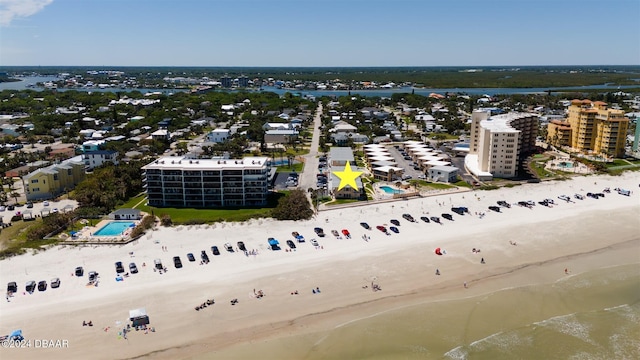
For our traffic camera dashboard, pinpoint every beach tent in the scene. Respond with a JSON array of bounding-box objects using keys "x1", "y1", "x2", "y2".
[
  {"x1": 435, "y1": 248, "x2": 442, "y2": 256},
  {"x1": 129, "y1": 308, "x2": 150, "y2": 326},
  {"x1": 268, "y1": 239, "x2": 279, "y2": 246}
]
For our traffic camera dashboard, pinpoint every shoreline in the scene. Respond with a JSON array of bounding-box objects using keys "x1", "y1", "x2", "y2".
[{"x1": 0, "y1": 172, "x2": 638, "y2": 359}]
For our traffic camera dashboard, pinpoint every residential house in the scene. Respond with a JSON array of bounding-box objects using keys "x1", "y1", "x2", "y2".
[
  {"x1": 83, "y1": 150, "x2": 119, "y2": 171},
  {"x1": 206, "y1": 129, "x2": 230, "y2": 143},
  {"x1": 264, "y1": 129, "x2": 298, "y2": 145},
  {"x1": 428, "y1": 165, "x2": 459, "y2": 183}
]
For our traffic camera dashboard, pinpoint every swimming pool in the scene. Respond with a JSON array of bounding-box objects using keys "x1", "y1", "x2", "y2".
[
  {"x1": 93, "y1": 221, "x2": 135, "y2": 236},
  {"x1": 380, "y1": 186, "x2": 404, "y2": 194},
  {"x1": 558, "y1": 161, "x2": 574, "y2": 168}
]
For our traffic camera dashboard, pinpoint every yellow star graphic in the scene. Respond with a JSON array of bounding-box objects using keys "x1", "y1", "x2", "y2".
[{"x1": 333, "y1": 162, "x2": 363, "y2": 191}]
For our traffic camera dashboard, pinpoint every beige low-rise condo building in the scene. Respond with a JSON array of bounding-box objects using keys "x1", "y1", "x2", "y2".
[
  {"x1": 466, "y1": 110, "x2": 539, "y2": 180},
  {"x1": 142, "y1": 156, "x2": 270, "y2": 208}
]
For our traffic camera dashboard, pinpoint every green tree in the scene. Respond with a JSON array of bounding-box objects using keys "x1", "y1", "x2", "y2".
[{"x1": 271, "y1": 189, "x2": 313, "y2": 220}]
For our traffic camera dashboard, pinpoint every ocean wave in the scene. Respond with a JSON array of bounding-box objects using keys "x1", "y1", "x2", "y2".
[
  {"x1": 534, "y1": 313, "x2": 596, "y2": 345},
  {"x1": 443, "y1": 345, "x2": 467, "y2": 360}
]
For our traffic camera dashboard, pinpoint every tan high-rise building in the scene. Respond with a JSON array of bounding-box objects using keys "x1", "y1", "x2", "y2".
[{"x1": 567, "y1": 100, "x2": 628, "y2": 157}]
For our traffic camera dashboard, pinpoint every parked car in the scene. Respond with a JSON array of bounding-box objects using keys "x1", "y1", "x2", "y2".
[
  {"x1": 390, "y1": 219, "x2": 400, "y2": 226},
  {"x1": 88, "y1": 271, "x2": 98, "y2": 282},
  {"x1": 25, "y1": 281, "x2": 36, "y2": 293},
  {"x1": 26, "y1": 202, "x2": 33, "y2": 208},
  {"x1": 286, "y1": 240, "x2": 296, "y2": 249},
  {"x1": 497, "y1": 200, "x2": 511, "y2": 208},
  {"x1": 43, "y1": 201, "x2": 49, "y2": 206},
  {"x1": 420, "y1": 216, "x2": 430, "y2": 223},
  {"x1": 0, "y1": 206, "x2": 5, "y2": 212},
  {"x1": 442, "y1": 213, "x2": 454, "y2": 221},
  {"x1": 75, "y1": 266, "x2": 84, "y2": 276},
  {"x1": 201, "y1": 251, "x2": 210, "y2": 263},
  {"x1": 314, "y1": 227, "x2": 326, "y2": 237},
  {"x1": 574, "y1": 193, "x2": 584, "y2": 200},
  {"x1": 310, "y1": 239, "x2": 319, "y2": 247},
  {"x1": 488, "y1": 206, "x2": 501, "y2": 213},
  {"x1": 224, "y1": 243, "x2": 234, "y2": 252},
  {"x1": 7, "y1": 205, "x2": 14, "y2": 211},
  {"x1": 38, "y1": 280, "x2": 47, "y2": 291},
  {"x1": 389, "y1": 226, "x2": 399, "y2": 233},
  {"x1": 558, "y1": 195, "x2": 571, "y2": 202},
  {"x1": 115, "y1": 261, "x2": 125, "y2": 274},
  {"x1": 211, "y1": 246, "x2": 220, "y2": 255},
  {"x1": 402, "y1": 214, "x2": 415, "y2": 222},
  {"x1": 187, "y1": 253, "x2": 196, "y2": 262},
  {"x1": 376, "y1": 225, "x2": 387, "y2": 233},
  {"x1": 430, "y1": 216, "x2": 441, "y2": 224},
  {"x1": 129, "y1": 263, "x2": 138, "y2": 274},
  {"x1": 360, "y1": 222, "x2": 371, "y2": 230},
  {"x1": 237, "y1": 241, "x2": 247, "y2": 251},
  {"x1": 50, "y1": 278, "x2": 60, "y2": 289},
  {"x1": 173, "y1": 256, "x2": 183, "y2": 269},
  {"x1": 7, "y1": 281, "x2": 17, "y2": 293},
  {"x1": 154, "y1": 259, "x2": 163, "y2": 270}
]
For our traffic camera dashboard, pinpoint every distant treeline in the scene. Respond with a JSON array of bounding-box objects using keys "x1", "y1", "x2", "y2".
[{"x1": 2, "y1": 65, "x2": 640, "y2": 88}]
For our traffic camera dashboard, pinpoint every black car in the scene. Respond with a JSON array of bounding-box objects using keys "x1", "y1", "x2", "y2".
[
  {"x1": 38, "y1": 280, "x2": 47, "y2": 291},
  {"x1": 50, "y1": 278, "x2": 60, "y2": 288},
  {"x1": 442, "y1": 213, "x2": 454, "y2": 221},
  {"x1": 420, "y1": 216, "x2": 430, "y2": 223},
  {"x1": 7, "y1": 204, "x2": 14, "y2": 211},
  {"x1": 389, "y1": 226, "x2": 400, "y2": 233},
  {"x1": 451, "y1": 207, "x2": 467, "y2": 216},
  {"x1": 286, "y1": 240, "x2": 296, "y2": 249},
  {"x1": 390, "y1": 219, "x2": 400, "y2": 226},
  {"x1": 430, "y1": 216, "x2": 441, "y2": 224},
  {"x1": 211, "y1": 246, "x2": 220, "y2": 255},
  {"x1": 115, "y1": 261, "x2": 125, "y2": 274},
  {"x1": 237, "y1": 241, "x2": 247, "y2": 251},
  {"x1": 488, "y1": 206, "x2": 501, "y2": 213},
  {"x1": 201, "y1": 251, "x2": 210, "y2": 263},
  {"x1": 497, "y1": 200, "x2": 511, "y2": 208},
  {"x1": 360, "y1": 222, "x2": 371, "y2": 230},
  {"x1": 402, "y1": 214, "x2": 415, "y2": 222},
  {"x1": 26, "y1": 202, "x2": 34, "y2": 208},
  {"x1": 25, "y1": 281, "x2": 36, "y2": 293},
  {"x1": 314, "y1": 227, "x2": 326, "y2": 237},
  {"x1": 173, "y1": 256, "x2": 183, "y2": 269},
  {"x1": 129, "y1": 262, "x2": 138, "y2": 274},
  {"x1": 7, "y1": 281, "x2": 17, "y2": 293},
  {"x1": 75, "y1": 266, "x2": 84, "y2": 277},
  {"x1": 187, "y1": 253, "x2": 196, "y2": 262}
]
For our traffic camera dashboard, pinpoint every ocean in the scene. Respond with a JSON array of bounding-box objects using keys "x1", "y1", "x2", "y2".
[{"x1": 198, "y1": 263, "x2": 639, "y2": 360}]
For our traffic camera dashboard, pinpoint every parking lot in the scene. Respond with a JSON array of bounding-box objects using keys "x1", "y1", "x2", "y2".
[
  {"x1": 0, "y1": 199, "x2": 78, "y2": 224},
  {"x1": 387, "y1": 146, "x2": 426, "y2": 180}
]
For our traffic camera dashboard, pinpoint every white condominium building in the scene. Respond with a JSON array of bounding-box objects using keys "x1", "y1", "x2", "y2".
[
  {"x1": 466, "y1": 110, "x2": 539, "y2": 180},
  {"x1": 142, "y1": 156, "x2": 270, "y2": 208}
]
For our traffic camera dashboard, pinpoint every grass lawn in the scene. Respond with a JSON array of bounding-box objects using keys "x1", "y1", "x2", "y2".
[
  {"x1": 275, "y1": 162, "x2": 304, "y2": 173},
  {"x1": 607, "y1": 159, "x2": 629, "y2": 168},
  {"x1": 409, "y1": 180, "x2": 454, "y2": 190},
  {"x1": 326, "y1": 198, "x2": 362, "y2": 206}
]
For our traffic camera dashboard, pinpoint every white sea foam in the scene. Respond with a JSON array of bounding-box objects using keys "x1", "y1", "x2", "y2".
[
  {"x1": 443, "y1": 345, "x2": 467, "y2": 360},
  {"x1": 534, "y1": 313, "x2": 596, "y2": 345}
]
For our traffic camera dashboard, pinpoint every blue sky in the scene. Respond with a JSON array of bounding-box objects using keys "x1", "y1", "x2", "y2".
[{"x1": 1, "y1": 0, "x2": 638, "y2": 67}]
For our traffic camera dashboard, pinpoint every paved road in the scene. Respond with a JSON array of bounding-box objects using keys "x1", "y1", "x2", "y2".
[{"x1": 298, "y1": 102, "x2": 323, "y2": 193}]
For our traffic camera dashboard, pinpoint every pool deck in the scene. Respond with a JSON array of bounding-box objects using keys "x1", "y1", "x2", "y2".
[{"x1": 59, "y1": 219, "x2": 141, "y2": 245}]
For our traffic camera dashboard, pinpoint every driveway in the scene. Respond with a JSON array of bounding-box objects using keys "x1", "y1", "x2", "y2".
[{"x1": 298, "y1": 102, "x2": 323, "y2": 192}]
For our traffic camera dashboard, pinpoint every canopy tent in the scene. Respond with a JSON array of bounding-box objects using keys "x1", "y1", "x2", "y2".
[
  {"x1": 268, "y1": 239, "x2": 279, "y2": 246},
  {"x1": 435, "y1": 248, "x2": 443, "y2": 256},
  {"x1": 129, "y1": 308, "x2": 149, "y2": 326}
]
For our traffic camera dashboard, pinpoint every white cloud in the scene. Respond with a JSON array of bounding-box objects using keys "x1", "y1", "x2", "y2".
[{"x1": 0, "y1": 0, "x2": 53, "y2": 27}]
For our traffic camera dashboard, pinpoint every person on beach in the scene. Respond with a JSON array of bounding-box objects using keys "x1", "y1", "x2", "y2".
[
  {"x1": 435, "y1": 269, "x2": 440, "y2": 275},
  {"x1": 464, "y1": 282, "x2": 467, "y2": 288},
  {"x1": 565, "y1": 268, "x2": 569, "y2": 274},
  {"x1": 481, "y1": 258, "x2": 485, "y2": 264}
]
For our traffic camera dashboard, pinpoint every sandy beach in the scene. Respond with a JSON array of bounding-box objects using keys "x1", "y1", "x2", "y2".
[{"x1": 1, "y1": 173, "x2": 638, "y2": 359}]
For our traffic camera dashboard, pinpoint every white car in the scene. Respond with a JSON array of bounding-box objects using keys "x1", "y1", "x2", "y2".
[
  {"x1": 310, "y1": 239, "x2": 319, "y2": 247},
  {"x1": 43, "y1": 201, "x2": 50, "y2": 206},
  {"x1": 0, "y1": 206, "x2": 5, "y2": 212}
]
